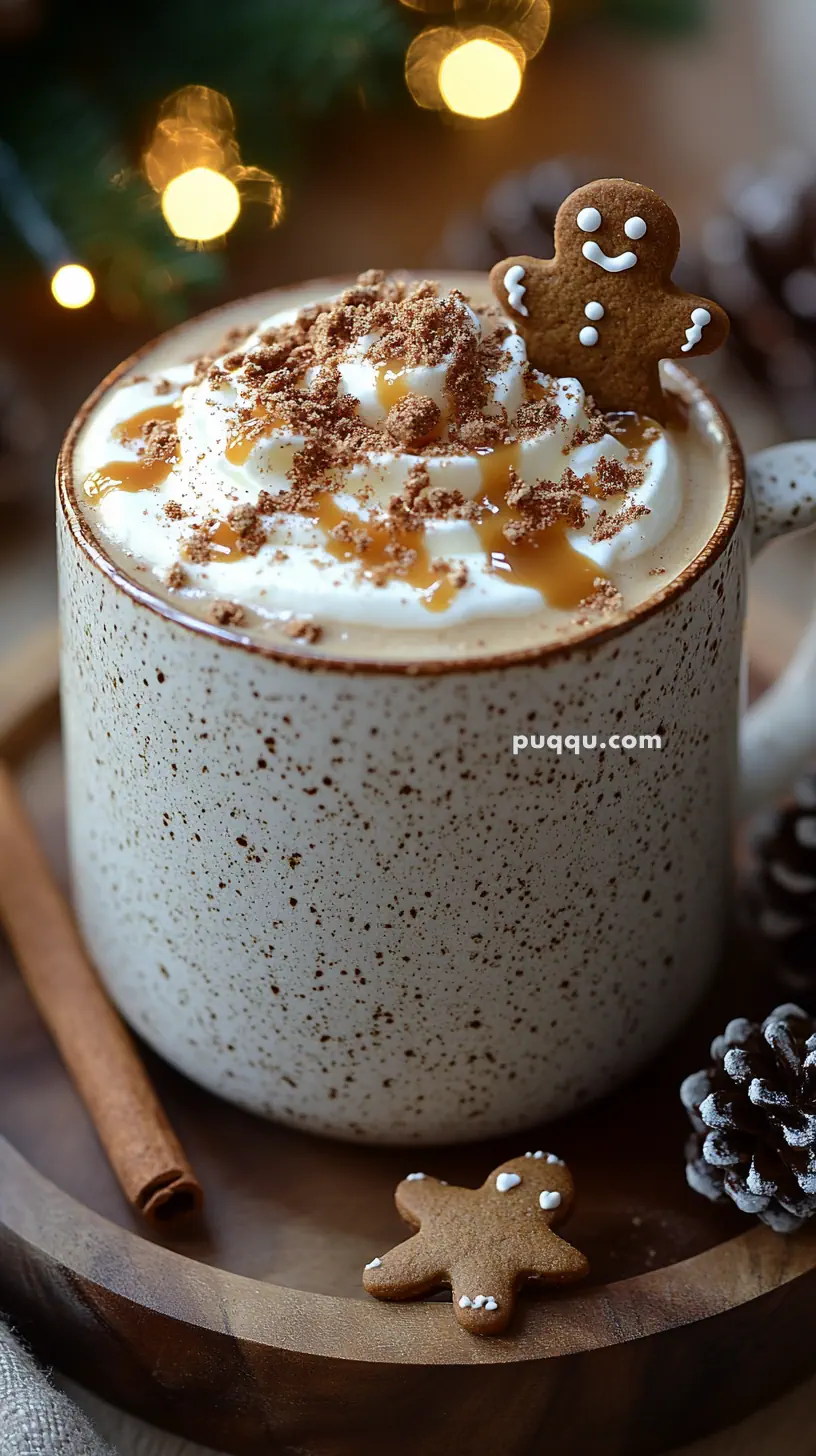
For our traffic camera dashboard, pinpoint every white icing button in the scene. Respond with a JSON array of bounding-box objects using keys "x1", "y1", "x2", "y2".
[
  {"x1": 406, "y1": 1172, "x2": 426, "y2": 1181},
  {"x1": 365, "y1": 1258, "x2": 382, "y2": 1270},
  {"x1": 624, "y1": 216, "x2": 647, "y2": 240},
  {"x1": 584, "y1": 301, "x2": 605, "y2": 321},
  {"x1": 539, "y1": 1190, "x2": 562, "y2": 1211},
  {"x1": 579, "y1": 326, "x2": 599, "y2": 347},
  {"x1": 458, "y1": 1295, "x2": 472, "y2": 1308},
  {"x1": 577, "y1": 206, "x2": 602, "y2": 233},
  {"x1": 484, "y1": 1297, "x2": 499, "y2": 1311},
  {"x1": 472, "y1": 1295, "x2": 487, "y2": 1308},
  {"x1": 496, "y1": 1172, "x2": 521, "y2": 1192}
]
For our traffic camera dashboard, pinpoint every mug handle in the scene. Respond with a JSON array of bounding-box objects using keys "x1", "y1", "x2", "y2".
[{"x1": 740, "y1": 441, "x2": 816, "y2": 814}]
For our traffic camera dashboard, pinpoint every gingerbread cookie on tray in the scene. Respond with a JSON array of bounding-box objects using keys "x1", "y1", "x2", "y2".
[
  {"x1": 491, "y1": 178, "x2": 729, "y2": 424},
  {"x1": 362, "y1": 1152, "x2": 588, "y2": 1335}
]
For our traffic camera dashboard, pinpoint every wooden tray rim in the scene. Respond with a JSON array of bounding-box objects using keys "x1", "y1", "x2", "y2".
[{"x1": 4, "y1": 1136, "x2": 816, "y2": 1367}]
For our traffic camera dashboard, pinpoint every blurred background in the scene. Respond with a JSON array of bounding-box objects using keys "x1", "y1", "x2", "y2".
[{"x1": 1, "y1": 0, "x2": 815, "y2": 682}]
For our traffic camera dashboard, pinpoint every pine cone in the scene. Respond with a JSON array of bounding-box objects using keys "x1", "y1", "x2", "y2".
[
  {"x1": 680, "y1": 1004, "x2": 816, "y2": 1233},
  {"x1": 699, "y1": 154, "x2": 816, "y2": 436},
  {"x1": 750, "y1": 772, "x2": 816, "y2": 1002},
  {"x1": 439, "y1": 158, "x2": 597, "y2": 273}
]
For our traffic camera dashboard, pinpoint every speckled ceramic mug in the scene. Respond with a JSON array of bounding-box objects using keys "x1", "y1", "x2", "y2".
[{"x1": 57, "y1": 291, "x2": 816, "y2": 1145}]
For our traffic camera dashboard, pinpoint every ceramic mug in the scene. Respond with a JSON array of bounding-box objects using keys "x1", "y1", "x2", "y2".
[{"x1": 57, "y1": 285, "x2": 816, "y2": 1146}]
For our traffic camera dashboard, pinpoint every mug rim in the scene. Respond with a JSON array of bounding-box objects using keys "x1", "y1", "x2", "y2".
[{"x1": 57, "y1": 277, "x2": 746, "y2": 678}]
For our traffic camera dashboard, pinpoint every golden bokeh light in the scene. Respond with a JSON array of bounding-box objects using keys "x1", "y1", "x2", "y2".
[
  {"x1": 51, "y1": 263, "x2": 96, "y2": 309},
  {"x1": 161, "y1": 167, "x2": 242, "y2": 242},
  {"x1": 438, "y1": 36, "x2": 523, "y2": 118},
  {"x1": 405, "y1": 26, "x2": 461, "y2": 110},
  {"x1": 452, "y1": 0, "x2": 551, "y2": 58},
  {"x1": 145, "y1": 86, "x2": 283, "y2": 238},
  {"x1": 234, "y1": 165, "x2": 284, "y2": 228},
  {"x1": 509, "y1": 0, "x2": 551, "y2": 58},
  {"x1": 144, "y1": 86, "x2": 236, "y2": 194}
]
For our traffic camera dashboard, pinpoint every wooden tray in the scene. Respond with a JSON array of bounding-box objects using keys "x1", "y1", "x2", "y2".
[{"x1": 2, "y1": 686, "x2": 816, "y2": 1456}]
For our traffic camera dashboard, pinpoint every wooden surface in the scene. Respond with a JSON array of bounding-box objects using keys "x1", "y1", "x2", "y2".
[
  {"x1": 56, "y1": 1366, "x2": 816, "y2": 1456},
  {"x1": 2, "y1": 713, "x2": 816, "y2": 1454},
  {"x1": 0, "y1": 622, "x2": 59, "y2": 764}
]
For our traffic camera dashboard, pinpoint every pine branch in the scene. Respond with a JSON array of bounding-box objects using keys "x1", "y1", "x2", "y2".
[{"x1": 0, "y1": 0, "x2": 409, "y2": 315}]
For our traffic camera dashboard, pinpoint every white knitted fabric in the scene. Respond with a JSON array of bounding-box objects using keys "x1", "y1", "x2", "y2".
[{"x1": 0, "y1": 1322, "x2": 113, "y2": 1456}]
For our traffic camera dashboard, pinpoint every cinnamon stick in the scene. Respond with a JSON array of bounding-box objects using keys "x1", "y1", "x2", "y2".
[{"x1": 0, "y1": 762, "x2": 203, "y2": 1225}]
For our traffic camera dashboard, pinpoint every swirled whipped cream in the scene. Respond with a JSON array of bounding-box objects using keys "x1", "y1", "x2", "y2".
[{"x1": 76, "y1": 271, "x2": 707, "y2": 658}]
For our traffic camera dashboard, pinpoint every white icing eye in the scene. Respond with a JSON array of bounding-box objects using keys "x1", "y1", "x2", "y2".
[
  {"x1": 624, "y1": 216, "x2": 647, "y2": 240},
  {"x1": 577, "y1": 207, "x2": 602, "y2": 233}
]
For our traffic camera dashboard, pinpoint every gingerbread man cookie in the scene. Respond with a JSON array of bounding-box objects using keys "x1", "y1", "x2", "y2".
[
  {"x1": 490, "y1": 178, "x2": 729, "y2": 424},
  {"x1": 362, "y1": 1152, "x2": 588, "y2": 1335}
]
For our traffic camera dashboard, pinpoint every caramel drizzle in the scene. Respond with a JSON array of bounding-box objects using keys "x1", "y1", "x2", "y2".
[
  {"x1": 227, "y1": 359, "x2": 427, "y2": 466},
  {"x1": 86, "y1": 379, "x2": 640, "y2": 617},
  {"x1": 193, "y1": 440, "x2": 613, "y2": 614},
  {"x1": 472, "y1": 444, "x2": 602, "y2": 609},
  {"x1": 83, "y1": 402, "x2": 180, "y2": 502},
  {"x1": 319, "y1": 444, "x2": 602, "y2": 613},
  {"x1": 226, "y1": 404, "x2": 287, "y2": 466},
  {"x1": 606, "y1": 412, "x2": 661, "y2": 462},
  {"x1": 374, "y1": 359, "x2": 411, "y2": 412},
  {"x1": 206, "y1": 520, "x2": 245, "y2": 561},
  {"x1": 318, "y1": 494, "x2": 456, "y2": 614}
]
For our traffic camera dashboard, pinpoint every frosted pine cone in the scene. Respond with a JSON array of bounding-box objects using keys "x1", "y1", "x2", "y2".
[
  {"x1": 681, "y1": 1004, "x2": 816, "y2": 1233},
  {"x1": 750, "y1": 773, "x2": 816, "y2": 1001},
  {"x1": 439, "y1": 158, "x2": 596, "y2": 272},
  {"x1": 699, "y1": 154, "x2": 816, "y2": 436}
]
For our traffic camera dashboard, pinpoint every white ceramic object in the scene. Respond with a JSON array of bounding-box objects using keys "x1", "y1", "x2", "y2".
[{"x1": 57, "y1": 287, "x2": 816, "y2": 1145}]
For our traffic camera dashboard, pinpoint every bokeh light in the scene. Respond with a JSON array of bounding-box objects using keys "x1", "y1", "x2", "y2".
[
  {"x1": 509, "y1": 0, "x2": 551, "y2": 58},
  {"x1": 438, "y1": 37, "x2": 523, "y2": 118},
  {"x1": 452, "y1": 0, "x2": 551, "y2": 58},
  {"x1": 161, "y1": 167, "x2": 241, "y2": 242},
  {"x1": 50, "y1": 263, "x2": 96, "y2": 309},
  {"x1": 405, "y1": 26, "x2": 461, "y2": 110},
  {"x1": 144, "y1": 86, "x2": 236, "y2": 193},
  {"x1": 145, "y1": 86, "x2": 283, "y2": 239}
]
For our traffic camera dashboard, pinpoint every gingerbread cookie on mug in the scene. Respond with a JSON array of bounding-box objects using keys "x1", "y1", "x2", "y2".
[{"x1": 490, "y1": 178, "x2": 729, "y2": 424}]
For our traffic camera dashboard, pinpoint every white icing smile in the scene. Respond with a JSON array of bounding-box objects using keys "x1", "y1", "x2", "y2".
[
  {"x1": 582, "y1": 240, "x2": 638, "y2": 273},
  {"x1": 503, "y1": 264, "x2": 528, "y2": 317}
]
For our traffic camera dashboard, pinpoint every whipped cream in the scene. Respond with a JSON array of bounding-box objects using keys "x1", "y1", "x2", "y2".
[{"x1": 76, "y1": 283, "x2": 683, "y2": 634}]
